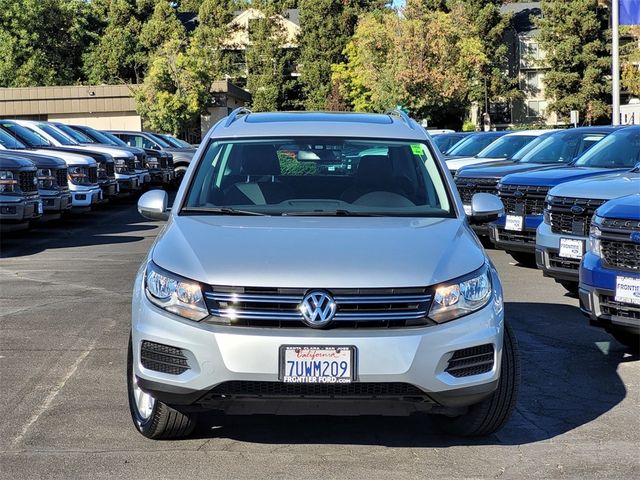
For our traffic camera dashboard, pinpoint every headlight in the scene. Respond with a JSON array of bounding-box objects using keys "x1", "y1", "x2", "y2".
[
  {"x1": 67, "y1": 166, "x2": 90, "y2": 185},
  {"x1": 429, "y1": 265, "x2": 493, "y2": 323},
  {"x1": 36, "y1": 168, "x2": 55, "y2": 189},
  {"x1": 0, "y1": 170, "x2": 17, "y2": 193},
  {"x1": 145, "y1": 262, "x2": 208, "y2": 321},
  {"x1": 587, "y1": 223, "x2": 602, "y2": 257}
]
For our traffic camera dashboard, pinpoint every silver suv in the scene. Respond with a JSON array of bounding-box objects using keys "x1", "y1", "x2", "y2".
[{"x1": 129, "y1": 110, "x2": 519, "y2": 439}]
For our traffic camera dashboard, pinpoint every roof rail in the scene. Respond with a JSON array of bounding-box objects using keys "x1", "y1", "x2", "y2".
[
  {"x1": 385, "y1": 109, "x2": 416, "y2": 130},
  {"x1": 224, "y1": 107, "x2": 252, "y2": 127}
]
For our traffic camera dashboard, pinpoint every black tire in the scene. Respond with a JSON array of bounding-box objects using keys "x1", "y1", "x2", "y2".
[
  {"x1": 127, "y1": 335, "x2": 198, "y2": 439},
  {"x1": 611, "y1": 331, "x2": 640, "y2": 353},
  {"x1": 433, "y1": 322, "x2": 521, "y2": 437},
  {"x1": 507, "y1": 251, "x2": 536, "y2": 267},
  {"x1": 559, "y1": 281, "x2": 579, "y2": 296}
]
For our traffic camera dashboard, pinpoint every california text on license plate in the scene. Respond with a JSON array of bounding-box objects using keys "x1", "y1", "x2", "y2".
[
  {"x1": 505, "y1": 215, "x2": 524, "y2": 231},
  {"x1": 280, "y1": 346, "x2": 355, "y2": 383}
]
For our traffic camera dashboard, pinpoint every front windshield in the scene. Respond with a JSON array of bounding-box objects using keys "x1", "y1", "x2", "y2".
[
  {"x1": 476, "y1": 135, "x2": 537, "y2": 159},
  {"x1": 146, "y1": 133, "x2": 172, "y2": 148},
  {"x1": 573, "y1": 128, "x2": 640, "y2": 168},
  {"x1": 510, "y1": 133, "x2": 552, "y2": 161},
  {"x1": 184, "y1": 138, "x2": 453, "y2": 217},
  {"x1": 100, "y1": 131, "x2": 129, "y2": 147},
  {"x1": 56, "y1": 124, "x2": 93, "y2": 143},
  {"x1": 447, "y1": 134, "x2": 503, "y2": 157},
  {"x1": 517, "y1": 131, "x2": 607, "y2": 164},
  {"x1": 433, "y1": 134, "x2": 465, "y2": 154},
  {"x1": 80, "y1": 126, "x2": 117, "y2": 145},
  {"x1": 1, "y1": 122, "x2": 50, "y2": 147},
  {"x1": 0, "y1": 128, "x2": 27, "y2": 149},
  {"x1": 158, "y1": 134, "x2": 191, "y2": 148},
  {"x1": 37, "y1": 124, "x2": 77, "y2": 145}
]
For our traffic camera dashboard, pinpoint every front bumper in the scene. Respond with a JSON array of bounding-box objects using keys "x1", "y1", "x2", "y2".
[
  {"x1": 579, "y1": 253, "x2": 640, "y2": 335},
  {"x1": 132, "y1": 269, "x2": 505, "y2": 410},
  {"x1": 99, "y1": 179, "x2": 119, "y2": 200},
  {"x1": 69, "y1": 185, "x2": 102, "y2": 208},
  {"x1": 490, "y1": 217, "x2": 539, "y2": 253},
  {"x1": 0, "y1": 195, "x2": 42, "y2": 223},
  {"x1": 40, "y1": 190, "x2": 72, "y2": 214},
  {"x1": 535, "y1": 222, "x2": 583, "y2": 282},
  {"x1": 116, "y1": 174, "x2": 141, "y2": 192}
]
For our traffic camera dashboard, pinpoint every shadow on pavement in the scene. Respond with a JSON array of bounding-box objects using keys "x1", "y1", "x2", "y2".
[{"x1": 188, "y1": 301, "x2": 633, "y2": 447}]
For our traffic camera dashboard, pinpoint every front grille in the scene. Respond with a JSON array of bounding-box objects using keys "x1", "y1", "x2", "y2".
[
  {"x1": 445, "y1": 344, "x2": 494, "y2": 378},
  {"x1": 499, "y1": 184, "x2": 549, "y2": 215},
  {"x1": 55, "y1": 168, "x2": 68, "y2": 188},
  {"x1": 126, "y1": 158, "x2": 136, "y2": 172},
  {"x1": 167, "y1": 155, "x2": 174, "y2": 168},
  {"x1": 454, "y1": 177, "x2": 499, "y2": 203},
  {"x1": 204, "y1": 287, "x2": 433, "y2": 329},
  {"x1": 496, "y1": 228, "x2": 536, "y2": 244},
  {"x1": 600, "y1": 295, "x2": 640, "y2": 321},
  {"x1": 106, "y1": 162, "x2": 115, "y2": 177},
  {"x1": 548, "y1": 251, "x2": 581, "y2": 271},
  {"x1": 88, "y1": 166, "x2": 98, "y2": 183},
  {"x1": 547, "y1": 196, "x2": 606, "y2": 236},
  {"x1": 19, "y1": 171, "x2": 38, "y2": 193},
  {"x1": 159, "y1": 157, "x2": 168, "y2": 169},
  {"x1": 203, "y1": 381, "x2": 428, "y2": 399},
  {"x1": 140, "y1": 341, "x2": 190, "y2": 375},
  {"x1": 599, "y1": 217, "x2": 640, "y2": 271}
]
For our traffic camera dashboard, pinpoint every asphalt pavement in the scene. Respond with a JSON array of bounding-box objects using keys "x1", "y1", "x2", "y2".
[{"x1": 1, "y1": 200, "x2": 638, "y2": 479}]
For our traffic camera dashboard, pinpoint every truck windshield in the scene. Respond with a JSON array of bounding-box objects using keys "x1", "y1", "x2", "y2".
[
  {"x1": 184, "y1": 138, "x2": 453, "y2": 217},
  {"x1": 573, "y1": 127, "x2": 640, "y2": 168},
  {"x1": 37, "y1": 124, "x2": 77, "y2": 146},
  {"x1": 1, "y1": 122, "x2": 50, "y2": 147},
  {"x1": 517, "y1": 131, "x2": 607, "y2": 164},
  {"x1": 56, "y1": 124, "x2": 93, "y2": 144},
  {"x1": 447, "y1": 134, "x2": 504, "y2": 157},
  {"x1": 0, "y1": 128, "x2": 27, "y2": 149},
  {"x1": 476, "y1": 135, "x2": 538, "y2": 159}
]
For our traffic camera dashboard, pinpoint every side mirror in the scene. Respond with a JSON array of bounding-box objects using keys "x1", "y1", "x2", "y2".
[
  {"x1": 469, "y1": 192, "x2": 504, "y2": 225},
  {"x1": 138, "y1": 189, "x2": 169, "y2": 221}
]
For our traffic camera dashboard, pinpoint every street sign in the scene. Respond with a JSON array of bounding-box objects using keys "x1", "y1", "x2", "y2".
[{"x1": 570, "y1": 110, "x2": 579, "y2": 127}]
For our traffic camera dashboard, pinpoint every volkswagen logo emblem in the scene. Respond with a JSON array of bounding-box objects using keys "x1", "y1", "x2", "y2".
[
  {"x1": 570, "y1": 205, "x2": 585, "y2": 215},
  {"x1": 630, "y1": 232, "x2": 640, "y2": 244},
  {"x1": 299, "y1": 291, "x2": 337, "y2": 328},
  {"x1": 513, "y1": 190, "x2": 524, "y2": 198}
]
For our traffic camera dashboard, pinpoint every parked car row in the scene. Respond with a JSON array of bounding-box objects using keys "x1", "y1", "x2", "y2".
[
  {"x1": 0, "y1": 120, "x2": 196, "y2": 231},
  {"x1": 451, "y1": 125, "x2": 640, "y2": 351}
]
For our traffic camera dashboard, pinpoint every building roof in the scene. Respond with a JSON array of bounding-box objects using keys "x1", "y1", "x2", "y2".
[{"x1": 501, "y1": 1, "x2": 541, "y2": 33}]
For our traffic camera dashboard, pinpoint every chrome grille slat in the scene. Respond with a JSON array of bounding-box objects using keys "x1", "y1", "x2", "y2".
[
  {"x1": 206, "y1": 292, "x2": 302, "y2": 303},
  {"x1": 334, "y1": 295, "x2": 431, "y2": 304}
]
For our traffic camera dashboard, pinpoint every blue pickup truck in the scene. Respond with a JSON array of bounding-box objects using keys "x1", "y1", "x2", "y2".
[
  {"x1": 580, "y1": 193, "x2": 640, "y2": 352},
  {"x1": 490, "y1": 126, "x2": 638, "y2": 265},
  {"x1": 455, "y1": 126, "x2": 617, "y2": 237}
]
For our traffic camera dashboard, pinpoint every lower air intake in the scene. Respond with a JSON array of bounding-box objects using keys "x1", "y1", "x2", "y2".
[
  {"x1": 445, "y1": 344, "x2": 494, "y2": 378},
  {"x1": 140, "y1": 340, "x2": 190, "y2": 375}
]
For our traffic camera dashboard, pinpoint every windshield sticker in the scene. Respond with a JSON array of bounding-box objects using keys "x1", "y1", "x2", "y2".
[{"x1": 411, "y1": 144, "x2": 423, "y2": 155}]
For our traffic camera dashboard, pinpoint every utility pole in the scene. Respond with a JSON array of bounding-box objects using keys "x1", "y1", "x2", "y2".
[{"x1": 612, "y1": 0, "x2": 620, "y2": 125}]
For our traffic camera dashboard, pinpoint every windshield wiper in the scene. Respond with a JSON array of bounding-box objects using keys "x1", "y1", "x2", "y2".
[
  {"x1": 181, "y1": 207, "x2": 267, "y2": 216},
  {"x1": 282, "y1": 209, "x2": 383, "y2": 217}
]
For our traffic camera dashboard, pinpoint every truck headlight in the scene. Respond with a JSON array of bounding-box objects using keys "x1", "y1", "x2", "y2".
[
  {"x1": 587, "y1": 224, "x2": 602, "y2": 257},
  {"x1": 0, "y1": 170, "x2": 17, "y2": 193},
  {"x1": 429, "y1": 265, "x2": 492, "y2": 323},
  {"x1": 37, "y1": 168, "x2": 55, "y2": 189},
  {"x1": 145, "y1": 262, "x2": 208, "y2": 321}
]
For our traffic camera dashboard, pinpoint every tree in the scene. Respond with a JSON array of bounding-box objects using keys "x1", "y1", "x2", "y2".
[
  {"x1": 298, "y1": 0, "x2": 387, "y2": 110},
  {"x1": 621, "y1": 26, "x2": 640, "y2": 97},
  {"x1": 0, "y1": 0, "x2": 98, "y2": 87},
  {"x1": 536, "y1": 0, "x2": 610, "y2": 124},
  {"x1": 332, "y1": 4, "x2": 487, "y2": 127}
]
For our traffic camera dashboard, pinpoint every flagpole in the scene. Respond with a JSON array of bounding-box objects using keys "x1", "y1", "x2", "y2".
[{"x1": 612, "y1": 0, "x2": 620, "y2": 125}]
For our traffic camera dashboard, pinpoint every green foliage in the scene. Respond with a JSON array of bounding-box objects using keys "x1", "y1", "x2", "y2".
[
  {"x1": 621, "y1": 26, "x2": 640, "y2": 97},
  {"x1": 536, "y1": 0, "x2": 610, "y2": 124},
  {"x1": 0, "y1": 0, "x2": 98, "y2": 87},
  {"x1": 462, "y1": 120, "x2": 476, "y2": 132}
]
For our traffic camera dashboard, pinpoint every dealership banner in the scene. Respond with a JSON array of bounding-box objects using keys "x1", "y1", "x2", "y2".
[{"x1": 620, "y1": 0, "x2": 640, "y2": 25}]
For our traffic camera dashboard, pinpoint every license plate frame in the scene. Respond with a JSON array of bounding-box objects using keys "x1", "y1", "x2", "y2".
[
  {"x1": 558, "y1": 238, "x2": 584, "y2": 260},
  {"x1": 505, "y1": 215, "x2": 524, "y2": 231},
  {"x1": 615, "y1": 276, "x2": 640, "y2": 306},
  {"x1": 279, "y1": 345, "x2": 356, "y2": 384}
]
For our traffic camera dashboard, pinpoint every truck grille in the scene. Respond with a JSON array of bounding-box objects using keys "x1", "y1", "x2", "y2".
[
  {"x1": 204, "y1": 287, "x2": 434, "y2": 328},
  {"x1": 55, "y1": 168, "x2": 68, "y2": 188},
  {"x1": 454, "y1": 177, "x2": 499, "y2": 204},
  {"x1": 599, "y1": 218, "x2": 640, "y2": 271},
  {"x1": 126, "y1": 158, "x2": 136, "y2": 172},
  {"x1": 203, "y1": 381, "x2": 428, "y2": 399},
  {"x1": 105, "y1": 162, "x2": 115, "y2": 177},
  {"x1": 19, "y1": 170, "x2": 38, "y2": 193},
  {"x1": 140, "y1": 341, "x2": 190, "y2": 375},
  {"x1": 445, "y1": 344, "x2": 494, "y2": 378},
  {"x1": 547, "y1": 196, "x2": 606, "y2": 236},
  {"x1": 499, "y1": 184, "x2": 549, "y2": 215},
  {"x1": 600, "y1": 295, "x2": 640, "y2": 320},
  {"x1": 496, "y1": 228, "x2": 536, "y2": 245},
  {"x1": 159, "y1": 157, "x2": 168, "y2": 169},
  {"x1": 88, "y1": 166, "x2": 98, "y2": 184},
  {"x1": 548, "y1": 251, "x2": 581, "y2": 271},
  {"x1": 167, "y1": 155, "x2": 174, "y2": 168}
]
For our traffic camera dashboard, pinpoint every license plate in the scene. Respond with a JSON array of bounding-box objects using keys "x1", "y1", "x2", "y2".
[
  {"x1": 280, "y1": 346, "x2": 355, "y2": 384},
  {"x1": 505, "y1": 215, "x2": 523, "y2": 231},
  {"x1": 615, "y1": 276, "x2": 640, "y2": 306},
  {"x1": 37, "y1": 201, "x2": 43, "y2": 214},
  {"x1": 559, "y1": 238, "x2": 584, "y2": 259}
]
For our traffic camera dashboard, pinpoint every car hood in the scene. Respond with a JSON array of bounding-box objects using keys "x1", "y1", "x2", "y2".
[
  {"x1": 596, "y1": 193, "x2": 640, "y2": 220},
  {"x1": 458, "y1": 162, "x2": 565, "y2": 179},
  {"x1": 2, "y1": 150, "x2": 66, "y2": 168},
  {"x1": 71, "y1": 145, "x2": 134, "y2": 159},
  {"x1": 446, "y1": 156, "x2": 504, "y2": 171},
  {"x1": 31, "y1": 148, "x2": 95, "y2": 165},
  {"x1": 500, "y1": 166, "x2": 629, "y2": 188},
  {"x1": 549, "y1": 171, "x2": 640, "y2": 200},
  {"x1": 152, "y1": 216, "x2": 485, "y2": 288}
]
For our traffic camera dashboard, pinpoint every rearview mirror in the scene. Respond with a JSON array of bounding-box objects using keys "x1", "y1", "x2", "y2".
[
  {"x1": 138, "y1": 189, "x2": 169, "y2": 221},
  {"x1": 469, "y1": 193, "x2": 504, "y2": 225}
]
